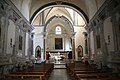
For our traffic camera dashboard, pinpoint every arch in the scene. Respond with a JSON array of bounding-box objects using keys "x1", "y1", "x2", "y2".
[
  {"x1": 44, "y1": 15, "x2": 74, "y2": 32},
  {"x1": 35, "y1": 45, "x2": 41, "y2": 58},
  {"x1": 30, "y1": 2, "x2": 89, "y2": 23}
]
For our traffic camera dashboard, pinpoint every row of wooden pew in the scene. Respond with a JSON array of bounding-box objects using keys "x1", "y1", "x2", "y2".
[
  {"x1": 3, "y1": 63, "x2": 54, "y2": 80},
  {"x1": 66, "y1": 61, "x2": 120, "y2": 80}
]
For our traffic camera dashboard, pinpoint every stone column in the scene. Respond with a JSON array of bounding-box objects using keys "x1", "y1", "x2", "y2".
[
  {"x1": 72, "y1": 37, "x2": 75, "y2": 59},
  {"x1": 1, "y1": 17, "x2": 6, "y2": 54},
  {"x1": 111, "y1": 15, "x2": 119, "y2": 50},
  {"x1": 71, "y1": 32, "x2": 76, "y2": 60},
  {"x1": 14, "y1": 25, "x2": 19, "y2": 56},
  {"x1": 3, "y1": 18, "x2": 9, "y2": 54},
  {"x1": 31, "y1": 33, "x2": 34, "y2": 56},
  {"x1": 28, "y1": 32, "x2": 33, "y2": 57},
  {"x1": 83, "y1": 32, "x2": 88, "y2": 54},
  {"x1": 43, "y1": 32, "x2": 47, "y2": 59},
  {"x1": 23, "y1": 31, "x2": 26, "y2": 56},
  {"x1": 4, "y1": 5, "x2": 12, "y2": 55}
]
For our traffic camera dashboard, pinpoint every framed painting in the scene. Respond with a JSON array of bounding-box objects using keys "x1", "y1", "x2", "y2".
[
  {"x1": 55, "y1": 38, "x2": 63, "y2": 49},
  {"x1": 76, "y1": 45, "x2": 83, "y2": 57}
]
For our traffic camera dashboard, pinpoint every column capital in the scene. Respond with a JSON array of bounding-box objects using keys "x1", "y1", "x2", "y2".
[
  {"x1": 42, "y1": 32, "x2": 47, "y2": 36},
  {"x1": 83, "y1": 32, "x2": 87, "y2": 35},
  {"x1": 71, "y1": 32, "x2": 76, "y2": 39},
  {"x1": 83, "y1": 32, "x2": 88, "y2": 39},
  {"x1": 42, "y1": 32, "x2": 47, "y2": 39}
]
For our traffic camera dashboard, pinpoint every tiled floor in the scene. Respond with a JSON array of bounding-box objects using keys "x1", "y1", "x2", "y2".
[
  {"x1": 49, "y1": 69, "x2": 71, "y2": 80},
  {"x1": 49, "y1": 62, "x2": 71, "y2": 80}
]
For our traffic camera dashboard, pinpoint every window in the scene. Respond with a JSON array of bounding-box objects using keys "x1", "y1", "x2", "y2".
[{"x1": 55, "y1": 26, "x2": 61, "y2": 34}]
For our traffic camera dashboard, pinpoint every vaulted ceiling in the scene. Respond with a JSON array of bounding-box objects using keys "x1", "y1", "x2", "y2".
[{"x1": 11, "y1": 0, "x2": 106, "y2": 23}]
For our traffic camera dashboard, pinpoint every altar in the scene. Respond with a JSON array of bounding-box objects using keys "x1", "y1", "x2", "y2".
[{"x1": 49, "y1": 52, "x2": 68, "y2": 62}]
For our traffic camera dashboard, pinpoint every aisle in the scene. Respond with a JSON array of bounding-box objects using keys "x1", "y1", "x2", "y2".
[{"x1": 49, "y1": 69, "x2": 71, "y2": 80}]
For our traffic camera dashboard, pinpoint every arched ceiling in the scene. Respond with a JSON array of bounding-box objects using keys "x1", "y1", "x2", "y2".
[
  {"x1": 46, "y1": 17, "x2": 72, "y2": 35},
  {"x1": 32, "y1": 6, "x2": 86, "y2": 28},
  {"x1": 44, "y1": 7, "x2": 72, "y2": 23},
  {"x1": 11, "y1": 0, "x2": 106, "y2": 22},
  {"x1": 29, "y1": 0, "x2": 105, "y2": 21}
]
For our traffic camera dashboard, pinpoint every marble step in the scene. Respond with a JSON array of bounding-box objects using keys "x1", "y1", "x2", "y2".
[{"x1": 54, "y1": 64, "x2": 66, "y2": 69}]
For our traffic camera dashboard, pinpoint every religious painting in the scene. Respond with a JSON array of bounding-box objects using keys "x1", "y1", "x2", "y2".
[
  {"x1": 76, "y1": 45, "x2": 83, "y2": 57},
  {"x1": 19, "y1": 35, "x2": 22, "y2": 50},
  {"x1": 35, "y1": 45, "x2": 41, "y2": 58},
  {"x1": 55, "y1": 38, "x2": 63, "y2": 49}
]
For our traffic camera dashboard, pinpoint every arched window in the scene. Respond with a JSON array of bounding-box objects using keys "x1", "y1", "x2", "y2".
[{"x1": 55, "y1": 26, "x2": 61, "y2": 34}]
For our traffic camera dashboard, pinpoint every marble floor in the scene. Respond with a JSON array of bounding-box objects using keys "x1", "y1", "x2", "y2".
[
  {"x1": 49, "y1": 62, "x2": 72, "y2": 80},
  {"x1": 49, "y1": 69, "x2": 71, "y2": 80}
]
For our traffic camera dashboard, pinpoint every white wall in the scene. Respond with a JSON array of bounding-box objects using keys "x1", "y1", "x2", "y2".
[
  {"x1": 21, "y1": 0, "x2": 31, "y2": 21},
  {"x1": 103, "y1": 17, "x2": 115, "y2": 52},
  {"x1": 11, "y1": 0, "x2": 23, "y2": 11},
  {"x1": 32, "y1": 27, "x2": 44, "y2": 59},
  {"x1": 33, "y1": 26, "x2": 86, "y2": 60},
  {"x1": 25, "y1": 33, "x2": 29, "y2": 56},
  {"x1": 11, "y1": 0, "x2": 30, "y2": 21},
  {"x1": 7, "y1": 20, "x2": 16, "y2": 54},
  {"x1": 89, "y1": 31, "x2": 95, "y2": 60},
  {"x1": 74, "y1": 26, "x2": 86, "y2": 60},
  {"x1": 65, "y1": 37, "x2": 71, "y2": 51},
  {"x1": 46, "y1": 34, "x2": 71, "y2": 51}
]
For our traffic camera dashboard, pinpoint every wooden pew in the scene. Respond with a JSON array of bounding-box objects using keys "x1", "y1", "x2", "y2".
[
  {"x1": 74, "y1": 67, "x2": 111, "y2": 80},
  {"x1": 76, "y1": 73, "x2": 109, "y2": 79},
  {"x1": 2, "y1": 78, "x2": 41, "y2": 80},
  {"x1": 76, "y1": 74, "x2": 120, "y2": 80},
  {"x1": 8, "y1": 72, "x2": 45, "y2": 79},
  {"x1": 4, "y1": 63, "x2": 54, "y2": 80},
  {"x1": 69, "y1": 66, "x2": 98, "y2": 77},
  {"x1": 66, "y1": 62, "x2": 107, "y2": 80},
  {"x1": 75, "y1": 70, "x2": 119, "y2": 80},
  {"x1": 66, "y1": 62, "x2": 120, "y2": 80}
]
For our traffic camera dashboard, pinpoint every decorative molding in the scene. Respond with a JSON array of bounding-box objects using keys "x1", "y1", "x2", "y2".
[
  {"x1": 71, "y1": 32, "x2": 76, "y2": 39},
  {"x1": 11, "y1": 10, "x2": 21, "y2": 22},
  {"x1": 86, "y1": 0, "x2": 119, "y2": 31},
  {"x1": 0, "y1": 55, "x2": 12, "y2": 65}
]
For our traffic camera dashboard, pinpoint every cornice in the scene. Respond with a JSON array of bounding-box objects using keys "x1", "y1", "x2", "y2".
[{"x1": 2, "y1": 0, "x2": 34, "y2": 31}]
